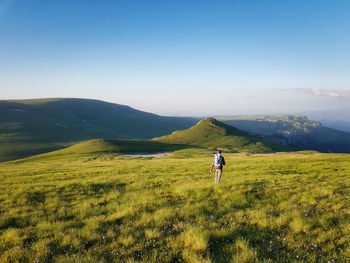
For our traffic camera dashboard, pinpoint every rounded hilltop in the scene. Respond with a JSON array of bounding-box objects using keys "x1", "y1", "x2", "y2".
[
  {"x1": 195, "y1": 117, "x2": 221, "y2": 127},
  {"x1": 44, "y1": 139, "x2": 183, "y2": 156}
]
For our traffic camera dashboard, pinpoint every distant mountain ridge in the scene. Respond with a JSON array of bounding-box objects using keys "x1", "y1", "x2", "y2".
[
  {"x1": 0, "y1": 98, "x2": 198, "y2": 161},
  {"x1": 304, "y1": 109, "x2": 350, "y2": 132},
  {"x1": 218, "y1": 115, "x2": 350, "y2": 153},
  {"x1": 0, "y1": 98, "x2": 197, "y2": 139},
  {"x1": 153, "y1": 117, "x2": 292, "y2": 153}
]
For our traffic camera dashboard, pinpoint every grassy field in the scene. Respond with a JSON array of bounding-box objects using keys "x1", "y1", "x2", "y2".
[{"x1": 0, "y1": 150, "x2": 350, "y2": 262}]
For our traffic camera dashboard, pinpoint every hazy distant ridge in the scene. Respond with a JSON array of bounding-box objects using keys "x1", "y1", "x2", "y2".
[{"x1": 218, "y1": 115, "x2": 350, "y2": 153}]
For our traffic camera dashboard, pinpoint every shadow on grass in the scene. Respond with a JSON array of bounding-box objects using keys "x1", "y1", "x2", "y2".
[
  {"x1": 89, "y1": 182, "x2": 126, "y2": 194},
  {"x1": 0, "y1": 216, "x2": 31, "y2": 229},
  {"x1": 208, "y1": 224, "x2": 292, "y2": 263},
  {"x1": 57, "y1": 182, "x2": 127, "y2": 201},
  {"x1": 25, "y1": 190, "x2": 46, "y2": 204}
]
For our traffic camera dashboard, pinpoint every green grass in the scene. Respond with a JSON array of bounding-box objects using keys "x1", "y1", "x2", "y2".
[{"x1": 1, "y1": 150, "x2": 350, "y2": 262}]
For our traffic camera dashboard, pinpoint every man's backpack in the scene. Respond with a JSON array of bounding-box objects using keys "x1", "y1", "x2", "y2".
[{"x1": 215, "y1": 154, "x2": 223, "y2": 166}]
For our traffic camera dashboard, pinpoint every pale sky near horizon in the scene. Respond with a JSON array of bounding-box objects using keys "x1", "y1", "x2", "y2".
[{"x1": 1, "y1": 0, "x2": 350, "y2": 116}]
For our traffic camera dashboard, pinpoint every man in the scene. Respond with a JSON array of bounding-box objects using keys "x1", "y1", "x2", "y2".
[{"x1": 210, "y1": 150, "x2": 226, "y2": 184}]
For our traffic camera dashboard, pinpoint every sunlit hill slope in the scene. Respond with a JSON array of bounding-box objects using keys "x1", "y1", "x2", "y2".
[{"x1": 154, "y1": 118, "x2": 293, "y2": 153}]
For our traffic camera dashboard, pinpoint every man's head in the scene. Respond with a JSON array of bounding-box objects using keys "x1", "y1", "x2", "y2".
[{"x1": 217, "y1": 150, "x2": 222, "y2": 154}]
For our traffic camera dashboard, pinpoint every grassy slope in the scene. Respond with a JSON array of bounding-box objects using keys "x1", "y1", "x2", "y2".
[
  {"x1": 0, "y1": 98, "x2": 198, "y2": 162},
  {"x1": 154, "y1": 118, "x2": 292, "y2": 153},
  {"x1": 43, "y1": 139, "x2": 189, "y2": 157},
  {"x1": 0, "y1": 150, "x2": 349, "y2": 262}
]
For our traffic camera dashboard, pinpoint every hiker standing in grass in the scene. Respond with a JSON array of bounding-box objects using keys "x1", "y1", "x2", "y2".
[{"x1": 210, "y1": 150, "x2": 225, "y2": 184}]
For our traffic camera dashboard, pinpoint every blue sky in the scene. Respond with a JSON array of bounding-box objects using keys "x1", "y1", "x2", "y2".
[{"x1": 1, "y1": 0, "x2": 350, "y2": 115}]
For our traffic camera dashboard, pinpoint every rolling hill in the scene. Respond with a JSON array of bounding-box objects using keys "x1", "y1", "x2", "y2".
[
  {"x1": 153, "y1": 117, "x2": 292, "y2": 153},
  {"x1": 0, "y1": 98, "x2": 198, "y2": 162},
  {"x1": 42, "y1": 139, "x2": 187, "y2": 157},
  {"x1": 218, "y1": 115, "x2": 350, "y2": 153}
]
